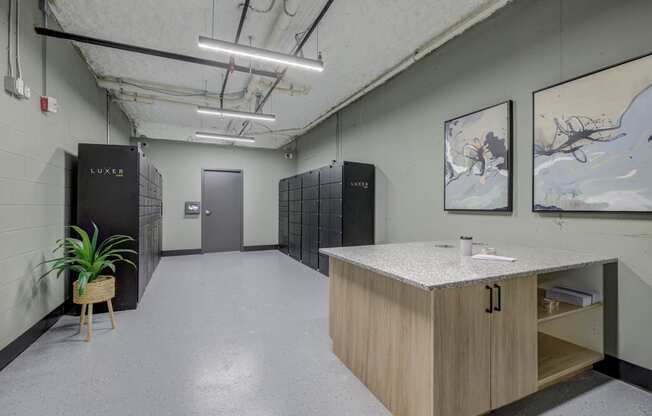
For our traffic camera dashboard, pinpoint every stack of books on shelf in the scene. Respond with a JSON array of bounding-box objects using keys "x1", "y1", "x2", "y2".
[{"x1": 544, "y1": 287, "x2": 601, "y2": 307}]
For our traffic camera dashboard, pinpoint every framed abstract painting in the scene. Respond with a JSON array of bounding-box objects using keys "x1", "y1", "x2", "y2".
[
  {"x1": 533, "y1": 53, "x2": 652, "y2": 213},
  {"x1": 444, "y1": 100, "x2": 513, "y2": 211}
]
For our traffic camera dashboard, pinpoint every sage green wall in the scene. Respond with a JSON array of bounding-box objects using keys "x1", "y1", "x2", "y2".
[
  {"x1": 296, "y1": 0, "x2": 652, "y2": 370},
  {"x1": 0, "y1": 1, "x2": 131, "y2": 350},
  {"x1": 134, "y1": 139, "x2": 295, "y2": 251}
]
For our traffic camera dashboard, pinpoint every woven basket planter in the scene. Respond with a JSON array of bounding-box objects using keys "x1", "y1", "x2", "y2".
[
  {"x1": 73, "y1": 275, "x2": 115, "y2": 305},
  {"x1": 73, "y1": 275, "x2": 117, "y2": 342}
]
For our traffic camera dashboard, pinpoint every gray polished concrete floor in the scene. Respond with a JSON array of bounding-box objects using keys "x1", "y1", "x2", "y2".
[{"x1": 0, "y1": 251, "x2": 650, "y2": 416}]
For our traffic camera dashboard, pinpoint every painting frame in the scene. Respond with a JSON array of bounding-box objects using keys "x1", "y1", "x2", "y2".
[
  {"x1": 444, "y1": 100, "x2": 514, "y2": 212},
  {"x1": 532, "y1": 51, "x2": 652, "y2": 214}
]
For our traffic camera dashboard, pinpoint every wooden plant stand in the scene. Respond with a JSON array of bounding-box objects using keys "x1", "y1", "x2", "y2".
[{"x1": 73, "y1": 275, "x2": 117, "y2": 342}]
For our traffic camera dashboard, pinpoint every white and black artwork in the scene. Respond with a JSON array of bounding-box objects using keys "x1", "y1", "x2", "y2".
[
  {"x1": 533, "y1": 53, "x2": 652, "y2": 212},
  {"x1": 444, "y1": 101, "x2": 512, "y2": 211}
]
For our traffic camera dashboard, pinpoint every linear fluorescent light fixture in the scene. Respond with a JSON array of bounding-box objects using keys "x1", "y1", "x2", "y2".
[
  {"x1": 198, "y1": 36, "x2": 324, "y2": 72},
  {"x1": 195, "y1": 132, "x2": 256, "y2": 143},
  {"x1": 197, "y1": 106, "x2": 276, "y2": 122}
]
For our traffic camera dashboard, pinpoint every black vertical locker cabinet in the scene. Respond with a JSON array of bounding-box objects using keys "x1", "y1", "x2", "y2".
[
  {"x1": 77, "y1": 144, "x2": 162, "y2": 311},
  {"x1": 278, "y1": 161, "x2": 374, "y2": 275},
  {"x1": 301, "y1": 170, "x2": 320, "y2": 269},
  {"x1": 318, "y1": 162, "x2": 374, "y2": 275},
  {"x1": 288, "y1": 175, "x2": 302, "y2": 260},
  {"x1": 278, "y1": 178, "x2": 289, "y2": 254}
]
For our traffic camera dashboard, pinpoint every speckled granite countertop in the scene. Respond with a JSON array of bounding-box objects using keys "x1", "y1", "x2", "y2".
[{"x1": 319, "y1": 241, "x2": 617, "y2": 291}]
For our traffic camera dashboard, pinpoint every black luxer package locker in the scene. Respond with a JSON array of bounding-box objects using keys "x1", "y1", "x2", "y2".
[
  {"x1": 318, "y1": 162, "x2": 374, "y2": 275},
  {"x1": 278, "y1": 178, "x2": 289, "y2": 254},
  {"x1": 278, "y1": 161, "x2": 374, "y2": 275},
  {"x1": 288, "y1": 174, "x2": 302, "y2": 261},
  {"x1": 77, "y1": 144, "x2": 162, "y2": 311}
]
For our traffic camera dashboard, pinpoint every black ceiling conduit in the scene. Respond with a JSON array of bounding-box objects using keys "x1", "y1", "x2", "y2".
[
  {"x1": 33, "y1": 26, "x2": 279, "y2": 79},
  {"x1": 219, "y1": 0, "x2": 251, "y2": 108},
  {"x1": 239, "y1": 0, "x2": 334, "y2": 136}
]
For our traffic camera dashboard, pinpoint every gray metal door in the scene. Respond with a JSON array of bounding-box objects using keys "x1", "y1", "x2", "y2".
[{"x1": 201, "y1": 169, "x2": 243, "y2": 253}]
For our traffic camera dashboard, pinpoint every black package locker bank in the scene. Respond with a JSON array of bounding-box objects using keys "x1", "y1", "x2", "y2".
[
  {"x1": 77, "y1": 144, "x2": 162, "y2": 310},
  {"x1": 278, "y1": 161, "x2": 374, "y2": 275}
]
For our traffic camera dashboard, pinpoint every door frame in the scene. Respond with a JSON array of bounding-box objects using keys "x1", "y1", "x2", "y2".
[{"x1": 201, "y1": 168, "x2": 244, "y2": 253}]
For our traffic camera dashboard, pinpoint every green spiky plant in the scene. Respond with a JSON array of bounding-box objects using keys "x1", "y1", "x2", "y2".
[{"x1": 41, "y1": 223, "x2": 137, "y2": 296}]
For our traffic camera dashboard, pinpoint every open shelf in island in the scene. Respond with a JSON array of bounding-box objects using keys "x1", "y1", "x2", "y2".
[
  {"x1": 537, "y1": 289, "x2": 602, "y2": 324},
  {"x1": 538, "y1": 332, "x2": 604, "y2": 390}
]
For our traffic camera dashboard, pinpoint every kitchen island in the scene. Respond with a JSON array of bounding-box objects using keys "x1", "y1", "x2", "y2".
[{"x1": 320, "y1": 241, "x2": 617, "y2": 416}]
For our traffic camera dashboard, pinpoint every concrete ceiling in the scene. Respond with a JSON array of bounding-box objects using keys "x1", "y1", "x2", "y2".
[{"x1": 49, "y1": 0, "x2": 510, "y2": 149}]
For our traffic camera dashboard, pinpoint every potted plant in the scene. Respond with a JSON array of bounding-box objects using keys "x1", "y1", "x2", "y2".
[{"x1": 41, "y1": 223, "x2": 137, "y2": 342}]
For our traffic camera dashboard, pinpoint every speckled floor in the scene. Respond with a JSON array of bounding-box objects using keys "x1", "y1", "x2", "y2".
[{"x1": 0, "y1": 251, "x2": 650, "y2": 416}]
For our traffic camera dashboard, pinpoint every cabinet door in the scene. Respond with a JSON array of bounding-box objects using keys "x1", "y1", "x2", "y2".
[
  {"x1": 432, "y1": 283, "x2": 492, "y2": 416},
  {"x1": 491, "y1": 276, "x2": 538, "y2": 409}
]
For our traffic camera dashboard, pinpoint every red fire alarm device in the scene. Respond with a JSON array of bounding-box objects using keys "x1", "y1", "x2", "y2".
[{"x1": 40, "y1": 96, "x2": 58, "y2": 113}]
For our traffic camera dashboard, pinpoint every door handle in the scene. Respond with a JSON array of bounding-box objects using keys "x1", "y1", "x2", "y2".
[
  {"x1": 494, "y1": 284, "x2": 502, "y2": 312},
  {"x1": 205, "y1": 209, "x2": 212, "y2": 216},
  {"x1": 485, "y1": 285, "x2": 493, "y2": 314}
]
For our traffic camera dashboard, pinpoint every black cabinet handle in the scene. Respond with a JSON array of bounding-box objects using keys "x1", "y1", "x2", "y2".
[
  {"x1": 485, "y1": 285, "x2": 493, "y2": 314},
  {"x1": 494, "y1": 284, "x2": 502, "y2": 312}
]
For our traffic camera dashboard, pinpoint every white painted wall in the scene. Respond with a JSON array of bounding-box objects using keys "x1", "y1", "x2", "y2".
[
  {"x1": 135, "y1": 139, "x2": 295, "y2": 250},
  {"x1": 0, "y1": 1, "x2": 131, "y2": 350},
  {"x1": 296, "y1": 0, "x2": 652, "y2": 370}
]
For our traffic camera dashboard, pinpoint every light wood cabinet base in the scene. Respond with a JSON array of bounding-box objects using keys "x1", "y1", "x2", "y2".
[
  {"x1": 330, "y1": 258, "x2": 433, "y2": 416},
  {"x1": 328, "y1": 258, "x2": 604, "y2": 416},
  {"x1": 330, "y1": 259, "x2": 538, "y2": 416}
]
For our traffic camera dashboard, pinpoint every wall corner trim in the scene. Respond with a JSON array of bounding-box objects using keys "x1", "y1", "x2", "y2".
[{"x1": 595, "y1": 355, "x2": 652, "y2": 393}]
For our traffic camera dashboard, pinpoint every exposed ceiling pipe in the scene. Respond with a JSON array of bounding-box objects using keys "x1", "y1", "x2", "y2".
[
  {"x1": 40, "y1": 0, "x2": 47, "y2": 95},
  {"x1": 99, "y1": 85, "x2": 233, "y2": 108},
  {"x1": 234, "y1": 2, "x2": 295, "y2": 120},
  {"x1": 33, "y1": 27, "x2": 280, "y2": 79},
  {"x1": 238, "y1": 0, "x2": 335, "y2": 136},
  {"x1": 98, "y1": 76, "x2": 247, "y2": 101},
  {"x1": 250, "y1": 125, "x2": 304, "y2": 135},
  {"x1": 218, "y1": 0, "x2": 251, "y2": 108},
  {"x1": 113, "y1": 92, "x2": 155, "y2": 105},
  {"x1": 256, "y1": 78, "x2": 310, "y2": 95},
  {"x1": 99, "y1": 76, "x2": 307, "y2": 111},
  {"x1": 255, "y1": 91, "x2": 262, "y2": 108},
  {"x1": 7, "y1": 0, "x2": 13, "y2": 79},
  {"x1": 112, "y1": 90, "x2": 232, "y2": 108},
  {"x1": 15, "y1": 0, "x2": 22, "y2": 80},
  {"x1": 198, "y1": 1, "x2": 294, "y2": 130}
]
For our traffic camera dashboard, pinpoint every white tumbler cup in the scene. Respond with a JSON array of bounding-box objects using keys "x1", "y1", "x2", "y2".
[{"x1": 460, "y1": 236, "x2": 473, "y2": 257}]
